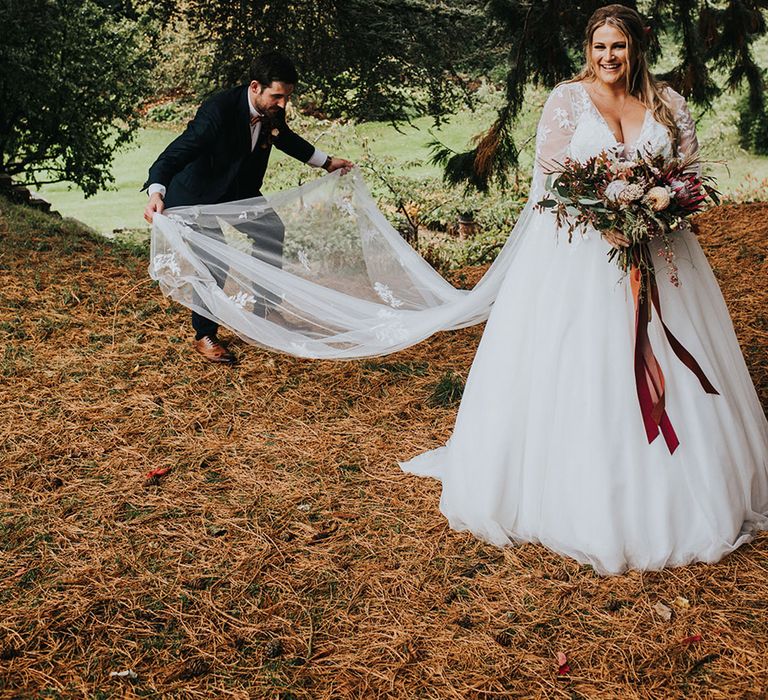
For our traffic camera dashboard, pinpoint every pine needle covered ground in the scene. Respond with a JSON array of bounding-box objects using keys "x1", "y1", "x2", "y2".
[{"x1": 1, "y1": 199, "x2": 767, "y2": 699}]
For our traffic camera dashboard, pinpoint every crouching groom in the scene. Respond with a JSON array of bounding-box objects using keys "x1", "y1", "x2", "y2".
[{"x1": 143, "y1": 50, "x2": 353, "y2": 364}]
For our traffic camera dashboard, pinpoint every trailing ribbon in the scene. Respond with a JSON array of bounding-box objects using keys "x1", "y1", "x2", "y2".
[{"x1": 630, "y1": 245, "x2": 718, "y2": 454}]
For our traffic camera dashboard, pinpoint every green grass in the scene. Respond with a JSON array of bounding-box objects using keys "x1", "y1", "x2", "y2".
[
  {"x1": 40, "y1": 129, "x2": 177, "y2": 234},
  {"x1": 39, "y1": 81, "x2": 768, "y2": 235},
  {"x1": 428, "y1": 370, "x2": 466, "y2": 408}
]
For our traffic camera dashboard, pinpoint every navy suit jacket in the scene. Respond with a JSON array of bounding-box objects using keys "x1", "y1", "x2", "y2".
[{"x1": 144, "y1": 85, "x2": 316, "y2": 209}]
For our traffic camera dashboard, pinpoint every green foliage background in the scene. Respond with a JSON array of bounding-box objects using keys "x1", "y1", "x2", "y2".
[
  {"x1": 179, "y1": 0, "x2": 495, "y2": 123},
  {"x1": 0, "y1": 0, "x2": 152, "y2": 195}
]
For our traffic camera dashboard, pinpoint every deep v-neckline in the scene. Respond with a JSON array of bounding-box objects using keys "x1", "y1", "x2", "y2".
[{"x1": 578, "y1": 82, "x2": 649, "y2": 155}]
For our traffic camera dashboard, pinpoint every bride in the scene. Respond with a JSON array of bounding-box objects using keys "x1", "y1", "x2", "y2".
[
  {"x1": 400, "y1": 4, "x2": 768, "y2": 574},
  {"x1": 150, "y1": 4, "x2": 768, "y2": 574}
]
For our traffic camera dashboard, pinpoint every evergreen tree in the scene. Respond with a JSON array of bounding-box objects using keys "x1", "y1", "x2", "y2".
[
  {"x1": 435, "y1": 0, "x2": 768, "y2": 190},
  {"x1": 179, "y1": 0, "x2": 494, "y2": 122},
  {"x1": 162, "y1": 1, "x2": 767, "y2": 185}
]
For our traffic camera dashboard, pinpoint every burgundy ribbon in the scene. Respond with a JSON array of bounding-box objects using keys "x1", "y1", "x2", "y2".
[{"x1": 630, "y1": 245, "x2": 718, "y2": 454}]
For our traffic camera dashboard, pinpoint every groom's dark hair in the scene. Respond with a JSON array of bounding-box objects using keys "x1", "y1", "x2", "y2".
[{"x1": 249, "y1": 51, "x2": 299, "y2": 86}]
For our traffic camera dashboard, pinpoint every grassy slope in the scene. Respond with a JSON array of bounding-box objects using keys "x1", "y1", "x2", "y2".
[{"x1": 40, "y1": 129, "x2": 179, "y2": 234}]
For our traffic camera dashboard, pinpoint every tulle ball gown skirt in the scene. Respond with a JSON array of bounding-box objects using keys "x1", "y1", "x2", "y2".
[{"x1": 401, "y1": 214, "x2": 768, "y2": 575}]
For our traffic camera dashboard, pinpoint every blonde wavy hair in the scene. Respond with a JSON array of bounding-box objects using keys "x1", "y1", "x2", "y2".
[{"x1": 569, "y1": 4, "x2": 680, "y2": 152}]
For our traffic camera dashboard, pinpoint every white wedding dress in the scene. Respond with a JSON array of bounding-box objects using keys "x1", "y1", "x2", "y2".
[
  {"x1": 400, "y1": 82, "x2": 768, "y2": 574},
  {"x1": 149, "y1": 82, "x2": 768, "y2": 575}
]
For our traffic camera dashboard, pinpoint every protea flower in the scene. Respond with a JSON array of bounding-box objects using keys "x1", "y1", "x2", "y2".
[
  {"x1": 669, "y1": 174, "x2": 706, "y2": 213},
  {"x1": 618, "y1": 183, "x2": 646, "y2": 203}
]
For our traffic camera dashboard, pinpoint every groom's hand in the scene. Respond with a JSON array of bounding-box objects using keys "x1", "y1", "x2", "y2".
[
  {"x1": 324, "y1": 157, "x2": 354, "y2": 175},
  {"x1": 144, "y1": 192, "x2": 165, "y2": 223}
]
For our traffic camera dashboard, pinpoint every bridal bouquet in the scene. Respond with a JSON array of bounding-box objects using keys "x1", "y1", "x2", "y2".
[
  {"x1": 536, "y1": 150, "x2": 720, "y2": 455},
  {"x1": 535, "y1": 151, "x2": 719, "y2": 285}
]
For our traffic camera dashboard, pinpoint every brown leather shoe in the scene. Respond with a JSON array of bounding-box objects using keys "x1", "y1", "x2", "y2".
[{"x1": 193, "y1": 335, "x2": 236, "y2": 364}]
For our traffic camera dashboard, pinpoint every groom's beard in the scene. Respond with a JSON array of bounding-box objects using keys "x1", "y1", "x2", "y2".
[
  {"x1": 264, "y1": 106, "x2": 287, "y2": 126},
  {"x1": 253, "y1": 94, "x2": 287, "y2": 122}
]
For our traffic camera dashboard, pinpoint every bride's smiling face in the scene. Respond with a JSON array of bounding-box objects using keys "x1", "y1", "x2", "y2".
[{"x1": 590, "y1": 24, "x2": 630, "y2": 87}]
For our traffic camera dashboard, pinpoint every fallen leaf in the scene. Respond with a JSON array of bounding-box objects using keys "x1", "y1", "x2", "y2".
[
  {"x1": 166, "y1": 658, "x2": 211, "y2": 681},
  {"x1": 680, "y1": 634, "x2": 702, "y2": 645},
  {"x1": 145, "y1": 466, "x2": 171, "y2": 480},
  {"x1": 331, "y1": 511, "x2": 359, "y2": 520},
  {"x1": 556, "y1": 651, "x2": 571, "y2": 675},
  {"x1": 673, "y1": 596, "x2": 691, "y2": 610},
  {"x1": 654, "y1": 601, "x2": 673, "y2": 621},
  {"x1": 309, "y1": 648, "x2": 333, "y2": 661}
]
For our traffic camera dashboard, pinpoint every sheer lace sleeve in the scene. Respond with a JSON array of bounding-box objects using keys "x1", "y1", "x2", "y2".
[
  {"x1": 666, "y1": 87, "x2": 700, "y2": 173},
  {"x1": 531, "y1": 84, "x2": 578, "y2": 199}
]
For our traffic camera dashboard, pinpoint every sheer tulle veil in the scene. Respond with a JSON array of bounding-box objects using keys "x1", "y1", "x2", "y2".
[{"x1": 149, "y1": 168, "x2": 539, "y2": 358}]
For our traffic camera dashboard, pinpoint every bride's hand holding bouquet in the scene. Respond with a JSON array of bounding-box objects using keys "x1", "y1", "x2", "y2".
[
  {"x1": 536, "y1": 151, "x2": 719, "y2": 285},
  {"x1": 535, "y1": 149, "x2": 720, "y2": 453},
  {"x1": 535, "y1": 149, "x2": 719, "y2": 285}
]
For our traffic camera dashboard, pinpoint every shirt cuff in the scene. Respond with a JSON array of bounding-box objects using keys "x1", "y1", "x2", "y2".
[
  {"x1": 148, "y1": 183, "x2": 166, "y2": 198},
  {"x1": 307, "y1": 148, "x2": 329, "y2": 168}
]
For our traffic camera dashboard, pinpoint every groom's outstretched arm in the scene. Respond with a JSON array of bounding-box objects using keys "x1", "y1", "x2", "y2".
[
  {"x1": 142, "y1": 101, "x2": 223, "y2": 222},
  {"x1": 274, "y1": 125, "x2": 353, "y2": 174}
]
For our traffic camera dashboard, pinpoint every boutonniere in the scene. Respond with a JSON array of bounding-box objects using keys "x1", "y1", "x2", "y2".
[
  {"x1": 258, "y1": 110, "x2": 285, "y2": 149},
  {"x1": 259, "y1": 125, "x2": 281, "y2": 149}
]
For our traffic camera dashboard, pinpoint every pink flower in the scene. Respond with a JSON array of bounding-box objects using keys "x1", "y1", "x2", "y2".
[
  {"x1": 608, "y1": 159, "x2": 635, "y2": 180},
  {"x1": 669, "y1": 175, "x2": 706, "y2": 213},
  {"x1": 604, "y1": 180, "x2": 628, "y2": 202}
]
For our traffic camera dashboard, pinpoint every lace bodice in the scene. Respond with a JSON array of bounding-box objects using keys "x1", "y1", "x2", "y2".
[{"x1": 532, "y1": 82, "x2": 699, "y2": 199}]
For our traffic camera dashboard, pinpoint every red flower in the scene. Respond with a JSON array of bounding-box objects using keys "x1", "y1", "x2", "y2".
[{"x1": 669, "y1": 174, "x2": 706, "y2": 213}]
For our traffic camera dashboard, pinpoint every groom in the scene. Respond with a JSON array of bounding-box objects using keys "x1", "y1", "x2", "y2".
[{"x1": 143, "y1": 50, "x2": 352, "y2": 364}]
